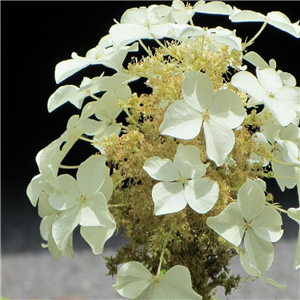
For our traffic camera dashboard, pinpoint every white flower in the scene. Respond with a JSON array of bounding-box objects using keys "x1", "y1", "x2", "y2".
[
  {"x1": 54, "y1": 34, "x2": 138, "y2": 83},
  {"x1": 252, "y1": 122, "x2": 300, "y2": 191},
  {"x1": 171, "y1": 0, "x2": 201, "y2": 24},
  {"x1": 194, "y1": 1, "x2": 232, "y2": 16},
  {"x1": 231, "y1": 68, "x2": 300, "y2": 126},
  {"x1": 109, "y1": 5, "x2": 173, "y2": 46},
  {"x1": 48, "y1": 155, "x2": 115, "y2": 254},
  {"x1": 47, "y1": 75, "x2": 105, "y2": 112},
  {"x1": 243, "y1": 51, "x2": 297, "y2": 87},
  {"x1": 109, "y1": 4, "x2": 204, "y2": 47},
  {"x1": 160, "y1": 71, "x2": 246, "y2": 166},
  {"x1": 207, "y1": 179, "x2": 283, "y2": 276},
  {"x1": 40, "y1": 214, "x2": 75, "y2": 260},
  {"x1": 230, "y1": 7, "x2": 300, "y2": 38},
  {"x1": 287, "y1": 207, "x2": 300, "y2": 270},
  {"x1": 205, "y1": 27, "x2": 242, "y2": 51},
  {"x1": 143, "y1": 144, "x2": 219, "y2": 215},
  {"x1": 113, "y1": 261, "x2": 202, "y2": 300}
]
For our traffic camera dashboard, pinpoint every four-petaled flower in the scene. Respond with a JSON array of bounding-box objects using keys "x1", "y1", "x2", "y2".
[
  {"x1": 231, "y1": 68, "x2": 300, "y2": 126},
  {"x1": 113, "y1": 261, "x2": 202, "y2": 300},
  {"x1": 207, "y1": 179, "x2": 283, "y2": 276},
  {"x1": 143, "y1": 144, "x2": 219, "y2": 215},
  {"x1": 159, "y1": 71, "x2": 246, "y2": 166},
  {"x1": 49, "y1": 155, "x2": 115, "y2": 254}
]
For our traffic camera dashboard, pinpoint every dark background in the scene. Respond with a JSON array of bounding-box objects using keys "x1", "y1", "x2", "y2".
[{"x1": 1, "y1": 0, "x2": 299, "y2": 251}]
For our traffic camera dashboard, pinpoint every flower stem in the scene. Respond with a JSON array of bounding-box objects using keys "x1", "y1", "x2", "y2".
[
  {"x1": 244, "y1": 21, "x2": 267, "y2": 50},
  {"x1": 156, "y1": 231, "x2": 171, "y2": 277},
  {"x1": 139, "y1": 39, "x2": 153, "y2": 56},
  {"x1": 59, "y1": 164, "x2": 80, "y2": 169}
]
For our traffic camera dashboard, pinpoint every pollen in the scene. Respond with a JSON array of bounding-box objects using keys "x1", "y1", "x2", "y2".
[{"x1": 268, "y1": 92, "x2": 275, "y2": 99}]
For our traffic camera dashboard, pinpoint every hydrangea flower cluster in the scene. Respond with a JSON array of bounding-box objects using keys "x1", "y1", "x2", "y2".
[{"x1": 27, "y1": 1, "x2": 300, "y2": 299}]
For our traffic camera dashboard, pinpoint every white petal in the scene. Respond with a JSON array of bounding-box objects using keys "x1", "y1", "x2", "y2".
[
  {"x1": 244, "y1": 230, "x2": 274, "y2": 276},
  {"x1": 183, "y1": 71, "x2": 213, "y2": 112},
  {"x1": 47, "y1": 85, "x2": 86, "y2": 112},
  {"x1": 159, "y1": 100, "x2": 202, "y2": 140},
  {"x1": 87, "y1": 193, "x2": 116, "y2": 228},
  {"x1": 143, "y1": 156, "x2": 180, "y2": 181},
  {"x1": 237, "y1": 178, "x2": 265, "y2": 221},
  {"x1": 185, "y1": 178, "x2": 219, "y2": 213},
  {"x1": 230, "y1": 7, "x2": 265, "y2": 22},
  {"x1": 243, "y1": 51, "x2": 270, "y2": 70},
  {"x1": 52, "y1": 205, "x2": 81, "y2": 251},
  {"x1": 267, "y1": 11, "x2": 300, "y2": 38},
  {"x1": 209, "y1": 89, "x2": 246, "y2": 129},
  {"x1": 293, "y1": 229, "x2": 300, "y2": 270},
  {"x1": 113, "y1": 261, "x2": 153, "y2": 298},
  {"x1": 238, "y1": 247, "x2": 261, "y2": 277},
  {"x1": 195, "y1": 1, "x2": 232, "y2": 15},
  {"x1": 174, "y1": 144, "x2": 207, "y2": 178},
  {"x1": 231, "y1": 71, "x2": 268, "y2": 102},
  {"x1": 26, "y1": 174, "x2": 46, "y2": 207},
  {"x1": 272, "y1": 162, "x2": 298, "y2": 191},
  {"x1": 80, "y1": 225, "x2": 115, "y2": 255},
  {"x1": 256, "y1": 68, "x2": 282, "y2": 94},
  {"x1": 136, "y1": 265, "x2": 202, "y2": 300},
  {"x1": 206, "y1": 27, "x2": 242, "y2": 51},
  {"x1": 203, "y1": 118, "x2": 235, "y2": 166},
  {"x1": 77, "y1": 155, "x2": 107, "y2": 196},
  {"x1": 206, "y1": 203, "x2": 245, "y2": 246},
  {"x1": 55, "y1": 53, "x2": 92, "y2": 84},
  {"x1": 251, "y1": 206, "x2": 283, "y2": 242},
  {"x1": 287, "y1": 207, "x2": 300, "y2": 225},
  {"x1": 152, "y1": 182, "x2": 186, "y2": 215},
  {"x1": 264, "y1": 86, "x2": 299, "y2": 126}
]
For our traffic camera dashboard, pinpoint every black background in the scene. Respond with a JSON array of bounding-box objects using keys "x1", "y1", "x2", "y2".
[{"x1": 1, "y1": 1, "x2": 299, "y2": 252}]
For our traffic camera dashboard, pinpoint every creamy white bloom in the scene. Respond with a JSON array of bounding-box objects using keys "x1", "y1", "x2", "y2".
[
  {"x1": 231, "y1": 68, "x2": 300, "y2": 126},
  {"x1": 109, "y1": 4, "x2": 205, "y2": 47},
  {"x1": 143, "y1": 144, "x2": 219, "y2": 215},
  {"x1": 243, "y1": 51, "x2": 297, "y2": 87},
  {"x1": 55, "y1": 34, "x2": 138, "y2": 83},
  {"x1": 113, "y1": 261, "x2": 202, "y2": 300},
  {"x1": 230, "y1": 7, "x2": 300, "y2": 38},
  {"x1": 287, "y1": 207, "x2": 300, "y2": 270},
  {"x1": 160, "y1": 71, "x2": 246, "y2": 166},
  {"x1": 207, "y1": 179, "x2": 283, "y2": 276},
  {"x1": 49, "y1": 155, "x2": 115, "y2": 254}
]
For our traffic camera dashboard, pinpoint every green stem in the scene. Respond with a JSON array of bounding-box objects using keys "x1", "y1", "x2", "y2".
[
  {"x1": 244, "y1": 21, "x2": 268, "y2": 50},
  {"x1": 156, "y1": 231, "x2": 171, "y2": 277},
  {"x1": 59, "y1": 164, "x2": 80, "y2": 169},
  {"x1": 88, "y1": 91, "x2": 102, "y2": 101},
  {"x1": 79, "y1": 136, "x2": 94, "y2": 143},
  {"x1": 266, "y1": 201, "x2": 288, "y2": 214},
  {"x1": 108, "y1": 204, "x2": 131, "y2": 208},
  {"x1": 139, "y1": 39, "x2": 153, "y2": 56}
]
